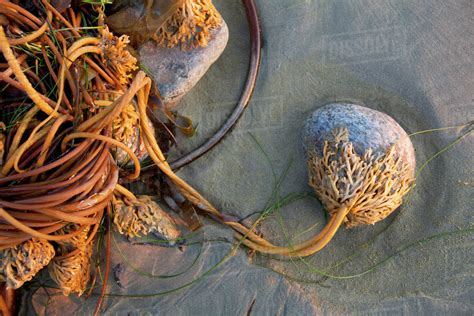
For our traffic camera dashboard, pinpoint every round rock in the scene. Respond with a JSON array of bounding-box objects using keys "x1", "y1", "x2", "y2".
[{"x1": 302, "y1": 102, "x2": 416, "y2": 176}]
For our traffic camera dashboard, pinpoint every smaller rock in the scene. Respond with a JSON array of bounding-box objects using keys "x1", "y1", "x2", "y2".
[{"x1": 139, "y1": 21, "x2": 229, "y2": 107}]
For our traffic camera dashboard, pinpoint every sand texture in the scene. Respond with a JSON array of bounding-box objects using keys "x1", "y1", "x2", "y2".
[{"x1": 27, "y1": 0, "x2": 473, "y2": 314}]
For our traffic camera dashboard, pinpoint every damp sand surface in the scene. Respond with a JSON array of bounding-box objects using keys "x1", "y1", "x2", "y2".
[{"x1": 28, "y1": 0, "x2": 473, "y2": 314}]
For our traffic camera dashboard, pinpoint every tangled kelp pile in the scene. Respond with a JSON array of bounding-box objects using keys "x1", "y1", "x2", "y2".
[
  {"x1": 0, "y1": 0, "x2": 153, "y2": 296},
  {"x1": 0, "y1": 0, "x2": 262, "y2": 313}
]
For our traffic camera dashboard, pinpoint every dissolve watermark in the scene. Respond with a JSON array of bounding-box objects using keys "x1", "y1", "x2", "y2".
[
  {"x1": 192, "y1": 95, "x2": 288, "y2": 135},
  {"x1": 320, "y1": 26, "x2": 408, "y2": 66}
]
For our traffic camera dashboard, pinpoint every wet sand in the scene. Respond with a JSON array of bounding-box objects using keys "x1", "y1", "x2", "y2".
[{"x1": 28, "y1": 0, "x2": 473, "y2": 314}]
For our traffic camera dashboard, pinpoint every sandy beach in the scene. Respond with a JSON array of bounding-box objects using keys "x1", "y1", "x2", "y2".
[{"x1": 28, "y1": 0, "x2": 473, "y2": 314}]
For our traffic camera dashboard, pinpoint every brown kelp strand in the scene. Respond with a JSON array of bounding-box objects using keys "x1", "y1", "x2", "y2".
[
  {"x1": 0, "y1": 0, "x2": 267, "y2": 299},
  {"x1": 0, "y1": 0, "x2": 150, "y2": 295}
]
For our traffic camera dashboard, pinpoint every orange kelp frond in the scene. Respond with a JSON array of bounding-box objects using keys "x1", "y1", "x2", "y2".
[
  {"x1": 307, "y1": 127, "x2": 414, "y2": 228},
  {"x1": 112, "y1": 195, "x2": 181, "y2": 241},
  {"x1": 100, "y1": 26, "x2": 138, "y2": 85},
  {"x1": 0, "y1": 122, "x2": 5, "y2": 166},
  {"x1": 48, "y1": 225, "x2": 93, "y2": 296},
  {"x1": 110, "y1": 100, "x2": 144, "y2": 165},
  {"x1": 0, "y1": 239, "x2": 55, "y2": 289},
  {"x1": 153, "y1": 0, "x2": 222, "y2": 49}
]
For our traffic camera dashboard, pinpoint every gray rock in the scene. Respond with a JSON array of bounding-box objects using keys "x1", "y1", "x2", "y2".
[
  {"x1": 302, "y1": 102, "x2": 416, "y2": 176},
  {"x1": 139, "y1": 21, "x2": 229, "y2": 107}
]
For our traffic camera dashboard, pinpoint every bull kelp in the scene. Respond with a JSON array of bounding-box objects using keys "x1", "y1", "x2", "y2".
[{"x1": 0, "y1": 0, "x2": 261, "y2": 314}]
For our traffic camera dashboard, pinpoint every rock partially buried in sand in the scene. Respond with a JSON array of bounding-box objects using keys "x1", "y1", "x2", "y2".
[
  {"x1": 302, "y1": 102, "x2": 416, "y2": 176},
  {"x1": 139, "y1": 21, "x2": 229, "y2": 107},
  {"x1": 302, "y1": 102, "x2": 416, "y2": 228}
]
